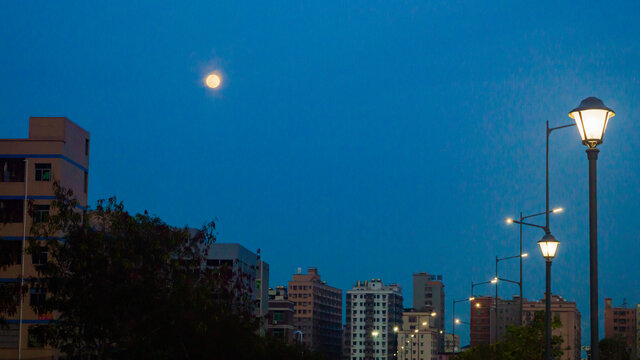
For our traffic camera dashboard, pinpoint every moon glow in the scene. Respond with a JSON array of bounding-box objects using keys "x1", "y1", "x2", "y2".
[{"x1": 205, "y1": 73, "x2": 222, "y2": 89}]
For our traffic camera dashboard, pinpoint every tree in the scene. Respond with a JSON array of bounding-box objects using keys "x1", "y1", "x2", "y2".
[
  {"x1": 599, "y1": 337, "x2": 631, "y2": 360},
  {"x1": 453, "y1": 311, "x2": 563, "y2": 360},
  {"x1": 26, "y1": 182, "x2": 319, "y2": 359}
]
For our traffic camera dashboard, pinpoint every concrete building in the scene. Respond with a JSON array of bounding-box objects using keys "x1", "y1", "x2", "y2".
[
  {"x1": 469, "y1": 296, "x2": 494, "y2": 346},
  {"x1": 522, "y1": 295, "x2": 581, "y2": 360},
  {"x1": 397, "y1": 310, "x2": 438, "y2": 360},
  {"x1": 205, "y1": 243, "x2": 269, "y2": 331},
  {"x1": 345, "y1": 279, "x2": 403, "y2": 360},
  {"x1": 0, "y1": 117, "x2": 90, "y2": 359},
  {"x1": 604, "y1": 298, "x2": 637, "y2": 359},
  {"x1": 413, "y1": 273, "x2": 445, "y2": 352},
  {"x1": 442, "y1": 333, "x2": 460, "y2": 353},
  {"x1": 289, "y1": 267, "x2": 342, "y2": 360},
  {"x1": 267, "y1": 286, "x2": 296, "y2": 343},
  {"x1": 496, "y1": 296, "x2": 521, "y2": 341}
]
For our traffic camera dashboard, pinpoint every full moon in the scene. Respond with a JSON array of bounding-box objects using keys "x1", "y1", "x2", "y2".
[{"x1": 205, "y1": 73, "x2": 222, "y2": 89}]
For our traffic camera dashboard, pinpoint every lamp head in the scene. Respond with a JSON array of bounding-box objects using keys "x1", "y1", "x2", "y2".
[
  {"x1": 569, "y1": 97, "x2": 615, "y2": 148},
  {"x1": 505, "y1": 218, "x2": 514, "y2": 224},
  {"x1": 538, "y1": 233, "x2": 560, "y2": 259}
]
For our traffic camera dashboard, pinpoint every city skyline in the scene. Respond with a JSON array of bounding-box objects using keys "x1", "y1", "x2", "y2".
[{"x1": 2, "y1": 0, "x2": 640, "y2": 353}]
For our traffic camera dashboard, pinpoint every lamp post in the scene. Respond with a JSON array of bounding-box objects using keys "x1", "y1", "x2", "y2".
[
  {"x1": 494, "y1": 254, "x2": 527, "y2": 342},
  {"x1": 569, "y1": 97, "x2": 615, "y2": 360},
  {"x1": 538, "y1": 233, "x2": 560, "y2": 360},
  {"x1": 506, "y1": 208, "x2": 563, "y2": 326},
  {"x1": 452, "y1": 297, "x2": 474, "y2": 352}
]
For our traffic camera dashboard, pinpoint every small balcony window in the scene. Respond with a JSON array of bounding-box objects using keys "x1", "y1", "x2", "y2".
[
  {"x1": 35, "y1": 163, "x2": 51, "y2": 181},
  {"x1": 1, "y1": 159, "x2": 25, "y2": 182}
]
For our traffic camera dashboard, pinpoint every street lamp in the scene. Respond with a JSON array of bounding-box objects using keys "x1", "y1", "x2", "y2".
[
  {"x1": 494, "y1": 254, "x2": 527, "y2": 342},
  {"x1": 569, "y1": 97, "x2": 615, "y2": 360},
  {"x1": 538, "y1": 233, "x2": 560, "y2": 360},
  {"x1": 452, "y1": 297, "x2": 474, "y2": 352},
  {"x1": 505, "y1": 207, "x2": 562, "y2": 326}
]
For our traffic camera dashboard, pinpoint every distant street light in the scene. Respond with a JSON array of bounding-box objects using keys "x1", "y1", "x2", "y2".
[
  {"x1": 452, "y1": 296, "x2": 474, "y2": 352},
  {"x1": 569, "y1": 97, "x2": 615, "y2": 360}
]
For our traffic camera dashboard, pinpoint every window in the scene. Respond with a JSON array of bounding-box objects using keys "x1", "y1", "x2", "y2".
[
  {"x1": 30, "y1": 288, "x2": 46, "y2": 307},
  {"x1": 273, "y1": 311, "x2": 283, "y2": 321},
  {"x1": 84, "y1": 171, "x2": 88, "y2": 193},
  {"x1": 34, "y1": 205, "x2": 50, "y2": 223},
  {"x1": 32, "y1": 248, "x2": 48, "y2": 266},
  {"x1": 28, "y1": 327, "x2": 45, "y2": 348},
  {"x1": 0, "y1": 240, "x2": 22, "y2": 265},
  {"x1": 34, "y1": 163, "x2": 51, "y2": 181},
  {"x1": 0, "y1": 158, "x2": 25, "y2": 182},
  {"x1": 0, "y1": 324, "x2": 19, "y2": 348},
  {"x1": 0, "y1": 200, "x2": 23, "y2": 223}
]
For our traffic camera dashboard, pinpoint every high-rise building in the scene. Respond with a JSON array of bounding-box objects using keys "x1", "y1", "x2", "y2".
[
  {"x1": 0, "y1": 117, "x2": 90, "y2": 359},
  {"x1": 397, "y1": 310, "x2": 438, "y2": 360},
  {"x1": 345, "y1": 279, "x2": 403, "y2": 360},
  {"x1": 289, "y1": 267, "x2": 342, "y2": 360},
  {"x1": 413, "y1": 273, "x2": 445, "y2": 352},
  {"x1": 522, "y1": 295, "x2": 581, "y2": 360},
  {"x1": 267, "y1": 286, "x2": 296, "y2": 343},
  {"x1": 604, "y1": 298, "x2": 637, "y2": 359},
  {"x1": 469, "y1": 296, "x2": 494, "y2": 346},
  {"x1": 205, "y1": 243, "x2": 270, "y2": 332}
]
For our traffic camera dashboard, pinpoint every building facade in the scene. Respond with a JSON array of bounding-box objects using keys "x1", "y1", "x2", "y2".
[
  {"x1": 344, "y1": 279, "x2": 403, "y2": 360},
  {"x1": 205, "y1": 243, "x2": 270, "y2": 332},
  {"x1": 267, "y1": 286, "x2": 296, "y2": 343},
  {"x1": 442, "y1": 333, "x2": 460, "y2": 353},
  {"x1": 413, "y1": 273, "x2": 445, "y2": 352},
  {"x1": 604, "y1": 298, "x2": 637, "y2": 359},
  {"x1": 0, "y1": 117, "x2": 90, "y2": 359},
  {"x1": 522, "y1": 295, "x2": 581, "y2": 360},
  {"x1": 397, "y1": 311, "x2": 438, "y2": 360},
  {"x1": 289, "y1": 267, "x2": 342, "y2": 360},
  {"x1": 469, "y1": 296, "x2": 494, "y2": 346}
]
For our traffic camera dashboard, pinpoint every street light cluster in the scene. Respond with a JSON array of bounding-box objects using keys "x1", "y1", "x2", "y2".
[{"x1": 452, "y1": 98, "x2": 613, "y2": 360}]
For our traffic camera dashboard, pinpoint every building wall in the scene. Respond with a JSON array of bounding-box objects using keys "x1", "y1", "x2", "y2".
[
  {"x1": 469, "y1": 296, "x2": 493, "y2": 347},
  {"x1": 289, "y1": 267, "x2": 342, "y2": 360},
  {"x1": 412, "y1": 273, "x2": 445, "y2": 352},
  {"x1": 0, "y1": 117, "x2": 90, "y2": 359},
  {"x1": 205, "y1": 243, "x2": 270, "y2": 334},
  {"x1": 443, "y1": 333, "x2": 460, "y2": 353},
  {"x1": 604, "y1": 298, "x2": 637, "y2": 359},
  {"x1": 522, "y1": 295, "x2": 581, "y2": 360},
  {"x1": 345, "y1": 279, "x2": 403, "y2": 360},
  {"x1": 267, "y1": 287, "x2": 296, "y2": 343},
  {"x1": 398, "y1": 311, "x2": 438, "y2": 360}
]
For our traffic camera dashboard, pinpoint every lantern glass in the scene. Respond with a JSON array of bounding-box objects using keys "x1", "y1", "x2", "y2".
[{"x1": 569, "y1": 97, "x2": 615, "y2": 147}]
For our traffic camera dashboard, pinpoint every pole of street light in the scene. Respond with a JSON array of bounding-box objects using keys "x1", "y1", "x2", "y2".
[{"x1": 569, "y1": 97, "x2": 615, "y2": 360}]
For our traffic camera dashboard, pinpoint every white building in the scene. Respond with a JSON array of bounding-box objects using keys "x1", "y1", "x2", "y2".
[
  {"x1": 397, "y1": 311, "x2": 438, "y2": 360},
  {"x1": 344, "y1": 279, "x2": 403, "y2": 360}
]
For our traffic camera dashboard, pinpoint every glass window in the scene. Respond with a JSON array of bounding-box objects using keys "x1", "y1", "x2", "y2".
[
  {"x1": 28, "y1": 327, "x2": 45, "y2": 348},
  {"x1": 0, "y1": 200, "x2": 24, "y2": 223},
  {"x1": 34, "y1": 163, "x2": 51, "y2": 181},
  {"x1": 0, "y1": 324, "x2": 19, "y2": 348},
  {"x1": 32, "y1": 248, "x2": 48, "y2": 266},
  {"x1": 0, "y1": 158, "x2": 25, "y2": 182},
  {"x1": 29, "y1": 288, "x2": 46, "y2": 307},
  {"x1": 34, "y1": 205, "x2": 50, "y2": 223}
]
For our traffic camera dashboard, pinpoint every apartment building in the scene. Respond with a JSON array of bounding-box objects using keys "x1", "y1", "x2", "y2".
[
  {"x1": 267, "y1": 286, "x2": 295, "y2": 343},
  {"x1": 289, "y1": 267, "x2": 342, "y2": 360},
  {"x1": 604, "y1": 298, "x2": 637, "y2": 359},
  {"x1": 0, "y1": 117, "x2": 90, "y2": 359},
  {"x1": 522, "y1": 295, "x2": 581, "y2": 360},
  {"x1": 469, "y1": 296, "x2": 494, "y2": 346},
  {"x1": 205, "y1": 243, "x2": 269, "y2": 332},
  {"x1": 344, "y1": 279, "x2": 403, "y2": 360},
  {"x1": 413, "y1": 273, "x2": 445, "y2": 352},
  {"x1": 397, "y1": 310, "x2": 438, "y2": 360}
]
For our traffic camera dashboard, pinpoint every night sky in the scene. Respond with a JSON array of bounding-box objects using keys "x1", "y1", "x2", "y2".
[{"x1": 2, "y1": 0, "x2": 639, "y2": 349}]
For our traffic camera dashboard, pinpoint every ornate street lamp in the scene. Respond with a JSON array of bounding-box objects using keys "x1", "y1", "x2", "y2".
[
  {"x1": 538, "y1": 233, "x2": 559, "y2": 360},
  {"x1": 569, "y1": 97, "x2": 615, "y2": 360}
]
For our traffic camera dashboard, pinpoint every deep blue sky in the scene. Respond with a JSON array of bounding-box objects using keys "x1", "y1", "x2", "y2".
[{"x1": 2, "y1": 0, "x2": 639, "y2": 349}]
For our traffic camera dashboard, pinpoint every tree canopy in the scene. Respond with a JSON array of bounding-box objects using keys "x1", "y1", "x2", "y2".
[
  {"x1": 453, "y1": 311, "x2": 564, "y2": 360},
  {"x1": 20, "y1": 182, "x2": 322, "y2": 360}
]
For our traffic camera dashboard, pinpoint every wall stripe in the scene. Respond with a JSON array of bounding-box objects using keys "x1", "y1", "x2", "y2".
[
  {"x1": 0, "y1": 154, "x2": 88, "y2": 173},
  {"x1": 0, "y1": 196, "x2": 87, "y2": 211}
]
